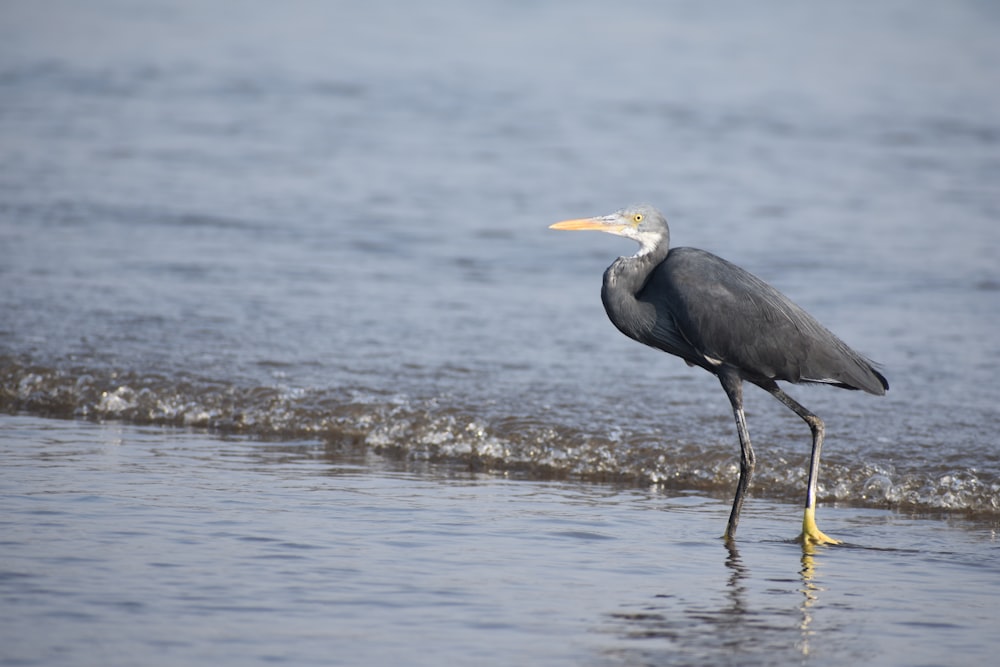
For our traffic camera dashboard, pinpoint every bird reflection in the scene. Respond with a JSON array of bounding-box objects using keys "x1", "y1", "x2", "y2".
[
  {"x1": 601, "y1": 540, "x2": 832, "y2": 663},
  {"x1": 723, "y1": 540, "x2": 832, "y2": 661},
  {"x1": 723, "y1": 540, "x2": 749, "y2": 616},
  {"x1": 798, "y1": 541, "x2": 827, "y2": 658}
]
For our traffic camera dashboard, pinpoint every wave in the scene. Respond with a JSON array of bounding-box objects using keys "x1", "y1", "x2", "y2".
[{"x1": 2, "y1": 355, "x2": 997, "y2": 516}]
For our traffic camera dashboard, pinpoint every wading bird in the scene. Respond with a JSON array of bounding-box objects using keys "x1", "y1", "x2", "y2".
[{"x1": 550, "y1": 205, "x2": 887, "y2": 544}]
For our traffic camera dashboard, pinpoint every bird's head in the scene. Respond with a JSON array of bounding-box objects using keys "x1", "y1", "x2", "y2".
[{"x1": 549, "y1": 204, "x2": 669, "y2": 256}]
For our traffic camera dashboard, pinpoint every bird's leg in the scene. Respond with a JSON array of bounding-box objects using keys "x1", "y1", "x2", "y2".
[
  {"x1": 761, "y1": 383, "x2": 841, "y2": 546},
  {"x1": 718, "y1": 370, "x2": 755, "y2": 542}
]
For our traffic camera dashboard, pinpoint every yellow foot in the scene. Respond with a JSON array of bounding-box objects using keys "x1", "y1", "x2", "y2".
[{"x1": 797, "y1": 506, "x2": 842, "y2": 546}]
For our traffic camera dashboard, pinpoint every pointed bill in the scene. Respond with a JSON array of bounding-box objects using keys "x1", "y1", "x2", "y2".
[{"x1": 549, "y1": 216, "x2": 626, "y2": 232}]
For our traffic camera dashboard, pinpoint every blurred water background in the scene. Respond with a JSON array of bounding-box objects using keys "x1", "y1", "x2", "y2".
[{"x1": 2, "y1": 1, "x2": 999, "y2": 665}]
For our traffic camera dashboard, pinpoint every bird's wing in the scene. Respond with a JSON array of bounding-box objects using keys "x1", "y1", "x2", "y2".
[
  {"x1": 645, "y1": 248, "x2": 834, "y2": 383},
  {"x1": 647, "y1": 307, "x2": 704, "y2": 365},
  {"x1": 639, "y1": 247, "x2": 885, "y2": 393}
]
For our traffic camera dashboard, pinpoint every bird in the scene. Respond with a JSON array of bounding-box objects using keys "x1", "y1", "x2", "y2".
[{"x1": 550, "y1": 204, "x2": 887, "y2": 545}]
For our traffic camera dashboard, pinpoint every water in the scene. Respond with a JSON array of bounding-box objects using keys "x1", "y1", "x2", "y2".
[
  {"x1": 2, "y1": 415, "x2": 998, "y2": 667},
  {"x1": 1, "y1": 1, "x2": 999, "y2": 664}
]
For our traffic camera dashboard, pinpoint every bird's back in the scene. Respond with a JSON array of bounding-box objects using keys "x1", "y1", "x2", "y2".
[{"x1": 641, "y1": 247, "x2": 887, "y2": 395}]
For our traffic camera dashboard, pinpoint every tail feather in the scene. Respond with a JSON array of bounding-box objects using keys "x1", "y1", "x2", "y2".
[{"x1": 802, "y1": 348, "x2": 888, "y2": 395}]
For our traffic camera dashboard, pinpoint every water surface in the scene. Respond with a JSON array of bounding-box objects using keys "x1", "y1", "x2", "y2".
[
  {"x1": 1, "y1": 1, "x2": 999, "y2": 664},
  {"x1": 2, "y1": 415, "x2": 998, "y2": 667}
]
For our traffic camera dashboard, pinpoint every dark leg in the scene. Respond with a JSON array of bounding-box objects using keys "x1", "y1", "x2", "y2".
[
  {"x1": 759, "y1": 381, "x2": 841, "y2": 545},
  {"x1": 718, "y1": 370, "x2": 755, "y2": 542}
]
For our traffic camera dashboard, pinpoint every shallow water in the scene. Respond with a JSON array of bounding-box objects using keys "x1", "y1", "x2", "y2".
[
  {"x1": 2, "y1": 1, "x2": 1000, "y2": 663},
  {"x1": 2, "y1": 415, "x2": 998, "y2": 667}
]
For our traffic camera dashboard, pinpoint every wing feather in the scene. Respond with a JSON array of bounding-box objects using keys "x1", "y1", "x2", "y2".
[{"x1": 641, "y1": 248, "x2": 886, "y2": 393}]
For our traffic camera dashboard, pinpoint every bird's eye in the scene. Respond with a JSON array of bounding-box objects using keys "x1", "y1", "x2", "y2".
[{"x1": 633, "y1": 214, "x2": 644, "y2": 223}]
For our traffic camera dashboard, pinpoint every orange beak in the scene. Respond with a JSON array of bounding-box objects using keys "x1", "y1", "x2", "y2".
[{"x1": 549, "y1": 216, "x2": 626, "y2": 233}]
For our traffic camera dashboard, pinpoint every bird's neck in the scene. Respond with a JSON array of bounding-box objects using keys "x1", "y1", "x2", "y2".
[
  {"x1": 600, "y1": 247, "x2": 667, "y2": 342},
  {"x1": 609, "y1": 243, "x2": 668, "y2": 294}
]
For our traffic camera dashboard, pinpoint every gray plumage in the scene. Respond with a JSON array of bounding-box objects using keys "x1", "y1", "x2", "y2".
[
  {"x1": 604, "y1": 245, "x2": 887, "y2": 395},
  {"x1": 550, "y1": 204, "x2": 887, "y2": 543}
]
